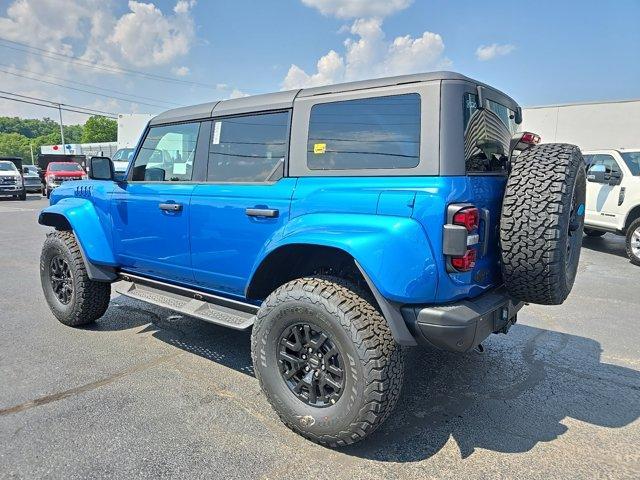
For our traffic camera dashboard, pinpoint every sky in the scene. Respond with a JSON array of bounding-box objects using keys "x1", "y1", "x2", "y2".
[{"x1": 0, "y1": 0, "x2": 638, "y2": 124}]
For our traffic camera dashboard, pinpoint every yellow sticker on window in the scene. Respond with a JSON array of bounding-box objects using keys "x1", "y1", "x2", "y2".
[{"x1": 313, "y1": 143, "x2": 326, "y2": 154}]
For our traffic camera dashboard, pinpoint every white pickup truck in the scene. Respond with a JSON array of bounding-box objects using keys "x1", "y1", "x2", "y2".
[{"x1": 583, "y1": 149, "x2": 640, "y2": 265}]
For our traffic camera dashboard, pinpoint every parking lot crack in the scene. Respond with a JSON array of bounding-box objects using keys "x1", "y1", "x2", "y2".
[{"x1": 0, "y1": 352, "x2": 182, "y2": 417}]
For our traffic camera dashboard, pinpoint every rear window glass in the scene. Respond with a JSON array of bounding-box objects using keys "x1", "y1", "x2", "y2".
[
  {"x1": 307, "y1": 94, "x2": 421, "y2": 170},
  {"x1": 463, "y1": 93, "x2": 517, "y2": 173}
]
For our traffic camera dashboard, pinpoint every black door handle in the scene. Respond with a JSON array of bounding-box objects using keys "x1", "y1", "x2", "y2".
[
  {"x1": 159, "y1": 203, "x2": 182, "y2": 212},
  {"x1": 245, "y1": 207, "x2": 279, "y2": 218}
]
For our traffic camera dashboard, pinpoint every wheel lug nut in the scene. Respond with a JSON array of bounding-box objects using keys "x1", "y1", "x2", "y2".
[
  {"x1": 308, "y1": 348, "x2": 313, "y2": 353},
  {"x1": 330, "y1": 399, "x2": 336, "y2": 405},
  {"x1": 321, "y1": 365, "x2": 325, "y2": 370},
  {"x1": 301, "y1": 355, "x2": 307, "y2": 360},
  {"x1": 305, "y1": 366, "x2": 310, "y2": 371}
]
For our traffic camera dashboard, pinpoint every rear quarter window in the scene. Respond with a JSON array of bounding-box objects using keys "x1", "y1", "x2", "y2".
[
  {"x1": 463, "y1": 93, "x2": 517, "y2": 173},
  {"x1": 307, "y1": 93, "x2": 421, "y2": 170}
]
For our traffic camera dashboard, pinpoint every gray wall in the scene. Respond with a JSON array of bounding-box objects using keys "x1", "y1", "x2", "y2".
[{"x1": 522, "y1": 99, "x2": 640, "y2": 151}]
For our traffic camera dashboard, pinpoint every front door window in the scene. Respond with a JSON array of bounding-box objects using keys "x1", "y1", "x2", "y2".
[{"x1": 131, "y1": 123, "x2": 200, "y2": 182}]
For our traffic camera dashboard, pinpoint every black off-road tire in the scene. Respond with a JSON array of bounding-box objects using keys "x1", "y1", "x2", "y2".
[
  {"x1": 501, "y1": 143, "x2": 586, "y2": 305},
  {"x1": 251, "y1": 276, "x2": 404, "y2": 447},
  {"x1": 40, "y1": 230, "x2": 111, "y2": 327},
  {"x1": 625, "y1": 218, "x2": 640, "y2": 266},
  {"x1": 18, "y1": 190, "x2": 26, "y2": 201},
  {"x1": 584, "y1": 228, "x2": 606, "y2": 237}
]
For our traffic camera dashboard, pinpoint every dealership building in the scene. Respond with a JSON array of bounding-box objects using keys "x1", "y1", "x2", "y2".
[{"x1": 522, "y1": 99, "x2": 640, "y2": 151}]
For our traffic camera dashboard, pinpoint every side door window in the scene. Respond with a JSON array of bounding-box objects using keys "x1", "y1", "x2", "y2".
[
  {"x1": 131, "y1": 122, "x2": 200, "y2": 182},
  {"x1": 207, "y1": 111, "x2": 289, "y2": 182}
]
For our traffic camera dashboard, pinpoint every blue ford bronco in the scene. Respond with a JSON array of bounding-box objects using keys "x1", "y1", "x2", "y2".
[{"x1": 39, "y1": 72, "x2": 586, "y2": 447}]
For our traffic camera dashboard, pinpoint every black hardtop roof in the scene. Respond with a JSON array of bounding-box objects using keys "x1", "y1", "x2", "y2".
[{"x1": 150, "y1": 71, "x2": 517, "y2": 126}]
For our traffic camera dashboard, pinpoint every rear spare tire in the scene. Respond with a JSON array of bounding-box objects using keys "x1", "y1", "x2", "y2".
[{"x1": 500, "y1": 143, "x2": 586, "y2": 305}]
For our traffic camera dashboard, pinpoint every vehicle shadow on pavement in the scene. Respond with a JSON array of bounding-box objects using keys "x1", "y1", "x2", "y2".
[
  {"x1": 95, "y1": 298, "x2": 640, "y2": 462},
  {"x1": 344, "y1": 323, "x2": 640, "y2": 462},
  {"x1": 95, "y1": 296, "x2": 255, "y2": 375},
  {"x1": 581, "y1": 235, "x2": 629, "y2": 260}
]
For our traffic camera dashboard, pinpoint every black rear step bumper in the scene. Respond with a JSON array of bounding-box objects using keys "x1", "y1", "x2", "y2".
[{"x1": 401, "y1": 287, "x2": 524, "y2": 352}]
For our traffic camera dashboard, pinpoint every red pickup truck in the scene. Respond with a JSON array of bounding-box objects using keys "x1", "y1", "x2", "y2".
[{"x1": 43, "y1": 162, "x2": 87, "y2": 198}]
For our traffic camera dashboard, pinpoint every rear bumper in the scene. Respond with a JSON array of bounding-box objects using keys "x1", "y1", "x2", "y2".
[{"x1": 401, "y1": 287, "x2": 524, "y2": 352}]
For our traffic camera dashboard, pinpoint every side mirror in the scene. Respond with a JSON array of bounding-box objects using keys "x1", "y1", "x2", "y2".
[
  {"x1": 609, "y1": 170, "x2": 622, "y2": 186},
  {"x1": 88, "y1": 156, "x2": 114, "y2": 181},
  {"x1": 587, "y1": 164, "x2": 607, "y2": 184}
]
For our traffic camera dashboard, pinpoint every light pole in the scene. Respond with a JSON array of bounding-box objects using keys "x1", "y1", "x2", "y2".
[{"x1": 57, "y1": 104, "x2": 65, "y2": 149}]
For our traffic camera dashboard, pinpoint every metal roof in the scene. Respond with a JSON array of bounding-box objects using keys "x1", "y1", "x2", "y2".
[
  {"x1": 149, "y1": 71, "x2": 513, "y2": 125},
  {"x1": 149, "y1": 101, "x2": 219, "y2": 126}
]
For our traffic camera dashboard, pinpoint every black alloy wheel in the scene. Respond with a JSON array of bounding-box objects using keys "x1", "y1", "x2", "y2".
[
  {"x1": 278, "y1": 323, "x2": 344, "y2": 407},
  {"x1": 50, "y1": 254, "x2": 74, "y2": 305}
]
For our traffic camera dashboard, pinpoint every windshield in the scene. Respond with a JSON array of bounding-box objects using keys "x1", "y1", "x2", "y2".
[
  {"x1": 113, "y1": 149, "x2": 134, "y2": 161},
  {"x1": 621, "y1": 151, "x2": 640, "y2": 176},
  {"x1": 0, "y1": 161, "x2": 17, "y2": 172},
  {"x1": 50, "y1": 163, "x2": 83, "y2": 172}
]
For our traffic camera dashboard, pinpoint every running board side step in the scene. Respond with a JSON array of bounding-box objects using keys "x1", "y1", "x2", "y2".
[{"x1": 115, "y1": 273, "x2": 257, "y2": 330}]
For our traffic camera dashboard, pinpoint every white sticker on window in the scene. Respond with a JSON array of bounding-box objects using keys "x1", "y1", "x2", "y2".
[
  {"x1": 173, "y1": 163, "x2": 187, "y2": 175},
  {"x1": 212, "y1": 121, "x2": 222, "y2": 145}
]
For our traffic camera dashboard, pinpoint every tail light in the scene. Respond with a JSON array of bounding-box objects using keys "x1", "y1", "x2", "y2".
[
  {"x1": 453, "y1": 207, "x2": 479, "y2": 232},
  {"x1": 451, "y1": 248, "x2": 477, "y2": 271},
  {"x1": 443, "y1": 204, "x2": 483, "y2": 273},
  {"x1": 509, "y1": 131, "x2": 541, "y2": 156},
  {"x1": 520, "y1": 132, "x2": 541, "y2": 145}
]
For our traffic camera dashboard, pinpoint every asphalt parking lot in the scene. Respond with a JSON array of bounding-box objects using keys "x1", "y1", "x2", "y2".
[{"x1": 1, "y1": 195, "x2": 639, "y2": 479}]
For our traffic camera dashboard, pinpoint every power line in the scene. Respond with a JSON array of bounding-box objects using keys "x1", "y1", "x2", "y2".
[
  {"x1": 0, "y1": 37, "x2": 217, "y2": 89},
  {"x1": 0, "y1": 90, "x2": 118, "y2": 117},
  {"x1": 0, "y1": 62, "x2": 183, "y2": 108},
  {"x1": 0, "y1": 94, "x2": 118, "y2": 119},
  {"x1": 0, "y1": 68, "x2": 172, "y2": 110},
  {"x1": 0, "y1": 90, "x2": 118, "y2": 115}
]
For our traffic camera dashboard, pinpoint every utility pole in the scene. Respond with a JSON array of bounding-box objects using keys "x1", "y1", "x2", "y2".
[
  {"x1": 57, "y1": 104, "x2": 65, "y2": 149},
  {"x1": 29, "y1": 144, "x2": 34, "y2": 164}
]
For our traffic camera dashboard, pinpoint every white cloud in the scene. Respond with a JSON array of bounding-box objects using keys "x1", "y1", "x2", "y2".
[
  {"x1": 0, "y1": 1, "x2": 197, "y2": 69},
  {"x1": 228, "y1": 88, "x2": 250, "y2": 99},
  {"x1": 109, "y1": 1, "x2": 197, "y2": 67},
  {"x1": 282, "y1": 18, "x2": 448, "y2": 89},
  {"x1": 301, "y1": 0, "x2": 412, "y2": 19},
  {"x1": 174, "y1": 0, "x2": 196, "y2": 14},
  {"x1": 0, "y1": 1, "x2": 198, "y2": 119},
  {"x1": 475, "y1": 43, "x2": 515, "y2": 61},
  {"x1": 172, "y1": 66, "x2": 191, "y2": 76},
  {"x1": 283, "y1": 50, "x2": 344, "y2": 90}
]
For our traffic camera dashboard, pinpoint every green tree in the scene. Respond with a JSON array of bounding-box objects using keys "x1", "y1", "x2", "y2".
[
  {"x1": 0, "y1": 117, "x2": 60, "y2": 138},
  {"x1": 81, "y1": 116, "x2": 117, "y2": 143},
  {"x1": 0, "y1": 132, "x2": 32, "y2": 162}
]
